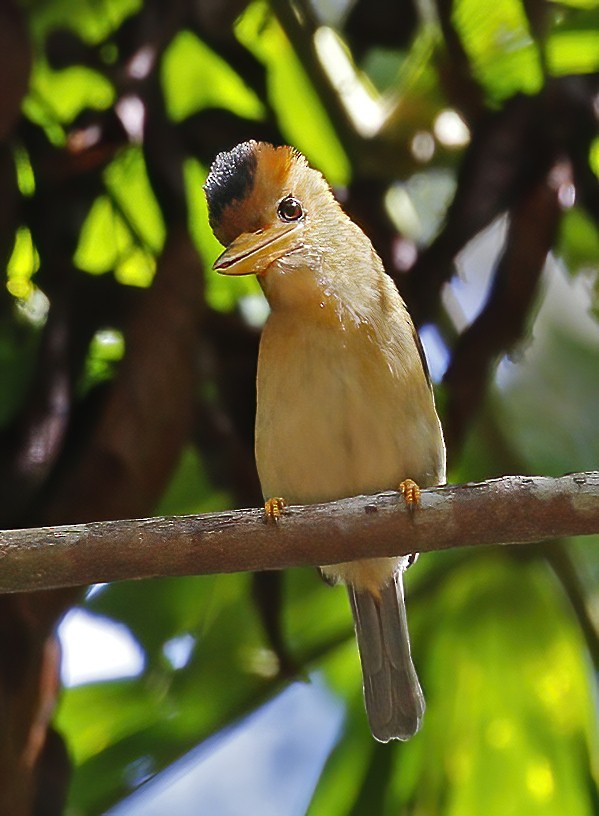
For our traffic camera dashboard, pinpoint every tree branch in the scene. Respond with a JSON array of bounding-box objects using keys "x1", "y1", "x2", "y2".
[{"x1": 0, "y1": 472, "x2": 597, "y2": 594}]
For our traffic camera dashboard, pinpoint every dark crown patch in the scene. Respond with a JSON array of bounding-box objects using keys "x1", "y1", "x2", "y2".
[{"x1": 204, "y1": 141, "x2": 258, "y2": 228}]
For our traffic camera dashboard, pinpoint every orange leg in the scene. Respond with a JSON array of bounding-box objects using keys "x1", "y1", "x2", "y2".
[
  {"x1": 399, "y1": 478, "x2": 421, "y2": 511},
  {"x1": 264, "y1": 497, "x2": 287, "y2": 523}
]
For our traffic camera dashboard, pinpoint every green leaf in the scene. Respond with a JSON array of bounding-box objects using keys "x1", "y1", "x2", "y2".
[
  {"x1": 74, "y1": 148, "x2": 163, "y2": 286},
  {"x1": 161, "y1": 30, "x2": 265, "y2": 123},
  {"x1": 6, "y1": 227, "x2": 40, "y2": 297},
  {"x1": 557, "y1": 207, "x2": 599, "y2": 278},
  {"x1": 452, "y1": 0, "x2": 543, "y2": 101},
  {"x1": 547, "y1": 29, "x2": 599, "y2": 74},
  {"x1": 547, "y1": 6, "x2": 599, "y2": 75},
  {"x1": 416, "y1": 555, "x2": 596, "y2": 816},
  {"x1": 79, "y1": 328, "x2": 125, "y2": 394},
  {"x1": 26, "y1": 0, "x2": 141, "y2": 44},
  {"x1": 235, "y1": 2, "x2": 350, "y2": 185},
  {"x1": 74, "y1": 195, "x2": 130, "y2": 274},
  {"x1": 60, "y1": 572, "x2": 288, "y2": 812},
  {"x1": 57, "y1": 676, "x2": 155, "y2": 766},
  {"x1": 310, "y1": 552, "x2": 597, "y2": 815},
  {"x1": 104, "y1": 148, "x2": 165, "y2": 255},
  {"x1": 590, "y1": 137, "x2": 599, "y2": 178},
  {"x1": 26, "y1": 62, "x2": 115, "y2": 125},
  {"x1": 156, "y1": 445, "x2": 231, "y2": 517}
]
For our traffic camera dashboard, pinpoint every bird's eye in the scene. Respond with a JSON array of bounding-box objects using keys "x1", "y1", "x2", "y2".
[{"x1": 277, "y1": 196, "x2": 303, "y2": 222}]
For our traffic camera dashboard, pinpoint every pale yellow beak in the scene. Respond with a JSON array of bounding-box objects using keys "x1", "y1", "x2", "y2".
[{"x1": 213, "y1": 222, "x2": 301, "y2": 276}]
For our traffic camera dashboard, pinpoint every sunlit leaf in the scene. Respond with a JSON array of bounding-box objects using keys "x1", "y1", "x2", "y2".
[
  {"x1": 161, "y1": 30, "x2": 265, "y2": 123},
  {"x1": 588, "y1": 137, "x2": 599, "y2": 179},
  {"x1": 452, "y1": 0, "x2": 543, "y2": 101},
  {"x1": 13, "y1": 145, "x2": 35, "y2": 197},
  {"x1": 114, "y1": 246, "x2": 156, "y2": 287},
  {"x1": 74, "y1": 195, "x2": 129, "y2": 274},
  {"x1": 75, "y1": 148, "x2": 163, "y2": 284},
  {"x1": 80, "y1": 328, "x2": 125, "y2": 394},
  {"x1": 413, "y1": 555, "x2": 596, "y2": 816},
  {"x1": 57, "y1": 676, "x2": 155, "y2": 766},
  {"x1": 6, "y1": 227, "x2": 39, "y2": 297},
  {"x1": 549, "y1": 0, "x2": 599, "y2": 8},
  {"x1": 235, "y1": 1, "x2": 350, "y2": 184},
  {"x1": 27, "y1": 61, "x2": 115, "y2": 124},
  {"x1": 155, "y1": 445, "x2": 231, "y2": 516},
  {"x1": 311, "y1": 553, "x2": 597, "y2": 815},
  {"x1": 60, "y1": 572, "x2": 286, "y2": 812},
  {"x1": 547, "y1": 28, "x2": 599, "y2": 74},
  {"x1": 557, "y1": 207, "x2": 599, "y2": 279},
  {"x1": 26, "y1": 0, "x2": 141, "y2": 44},
  {"x1": 104, "y1": 147, "x2": 165, "y2": 254}
]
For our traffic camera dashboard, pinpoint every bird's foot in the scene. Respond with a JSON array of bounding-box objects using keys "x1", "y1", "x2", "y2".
[
  {"x1": 264, "y1": 497, "x2": 287, "y2": 523},
  {"x1": 399, "y1": 479, "x2": 421, "y2": 511}
]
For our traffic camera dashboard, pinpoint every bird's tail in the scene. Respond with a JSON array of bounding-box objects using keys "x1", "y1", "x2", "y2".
[{"x1": 348, "y1": 572, "x2": 424, "y2": 742}]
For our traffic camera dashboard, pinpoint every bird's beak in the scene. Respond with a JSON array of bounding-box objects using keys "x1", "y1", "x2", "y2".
[{"x1": 213, "y1": 222, "x2": 301, "y2": 276}]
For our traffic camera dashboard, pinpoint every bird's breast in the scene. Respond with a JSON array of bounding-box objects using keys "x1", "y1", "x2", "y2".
[{"x1": 255, "y1": 309, "x2": 443, "y2": 506}]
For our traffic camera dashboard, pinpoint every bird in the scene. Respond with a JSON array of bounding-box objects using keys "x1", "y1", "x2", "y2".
[{"x1": 204, "y1": 140, "x2": 446, "y2": 742}]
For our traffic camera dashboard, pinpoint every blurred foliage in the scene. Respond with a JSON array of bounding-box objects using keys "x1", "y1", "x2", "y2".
[{"x1": 1, "y1": 0, "x2": 598, "y2": 813}]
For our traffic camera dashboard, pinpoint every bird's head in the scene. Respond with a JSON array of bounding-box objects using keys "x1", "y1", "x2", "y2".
[{"x1": 204, "y1": 140, "x2": 345, "y2": 282}]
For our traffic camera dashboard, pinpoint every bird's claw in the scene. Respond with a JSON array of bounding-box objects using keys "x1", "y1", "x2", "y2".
[
  {"x1": 399, "y1": 479, "x2": 421, "y2": 511},
  {"x1": 264, "y1": 497, "x2": 287, "y2": 523}
]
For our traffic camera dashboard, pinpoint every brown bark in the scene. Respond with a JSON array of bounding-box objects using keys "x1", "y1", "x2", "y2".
[{"x1": 0, "y1": 472, "x2": 597, "y2": 592}]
